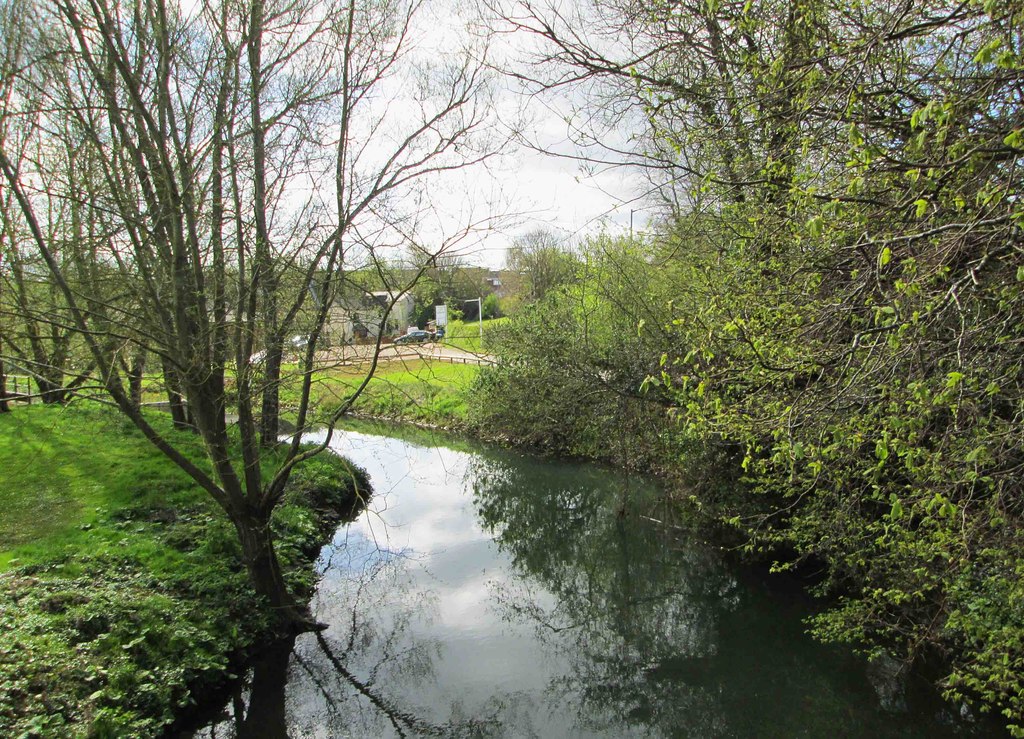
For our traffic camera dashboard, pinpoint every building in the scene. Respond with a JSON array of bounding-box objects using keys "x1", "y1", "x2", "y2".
[{"x1": 323, "y1": 290, "x2": 416, "y2": 344}]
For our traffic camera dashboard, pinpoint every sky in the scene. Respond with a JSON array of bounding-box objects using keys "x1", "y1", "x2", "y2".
[
  {"x1": 174, "y1": 0, "x2": 649, "y2": 270},
  {"x1": 389, "y1": 0, "x2": 649, "y2": 269}
]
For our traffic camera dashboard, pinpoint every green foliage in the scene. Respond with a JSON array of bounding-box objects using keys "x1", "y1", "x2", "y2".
[
  {"x1": 482, "y1": 293, "x2": 502, "y2": 320},
  {"x1": 472, "y1": 235, "x2": 700, "y2": 472},
  {"x1": 0, "y1": 551, "x2": 260, "y2": 737},
  {"x1": 475, "y1": 0, "x2": 1024, "y2": 728},
  {"x1": 443, "y1": 317, "x2": 505, "y2": 353}
]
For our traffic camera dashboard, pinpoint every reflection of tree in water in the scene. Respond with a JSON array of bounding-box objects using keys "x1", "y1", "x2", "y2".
[
  {"x1": 469, "y1": 454, "x2": 951, "y2": 739},
  {"x1": 191, "y1": 549, "x2": 498, "y2": 738},
  {"x1": 470, "y1": 455, "x2": 738, "y2": 736}
]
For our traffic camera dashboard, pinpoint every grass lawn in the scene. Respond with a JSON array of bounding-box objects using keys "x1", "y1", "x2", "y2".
[
  {"x1": 278, "y1": 357, "x2": 480, "y2": 427},
  {"x1": 129, "y1": 353, "x2": 481, "y2": 428},
  {"x1": 0, "y1": 403, "x2": 365, "y2": 737},
  {"x1": 350, "y1": 359, "x2": 478, "y2": 423},
  {"x1": 0, "y1": 405, "x2": 206, "y2": 569},
  {"x1": 441, "y1": 317, "x2": 507, "y2": 353}
]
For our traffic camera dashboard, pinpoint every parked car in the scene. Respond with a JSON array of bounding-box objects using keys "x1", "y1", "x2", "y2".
[{"x1": 395, "y1": 330, "x2": 432, "y2": 345}]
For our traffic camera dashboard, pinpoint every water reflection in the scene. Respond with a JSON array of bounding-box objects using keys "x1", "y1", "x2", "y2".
[
  {"x1": 192, "y1": 542, "x2": 495, "y2": 737},
  {"x1": 189, "y1": 427, "x2": 990, "y2": 738},
  {"x1": 471, "y1": 455, "x2": 926, "y2": 737}
]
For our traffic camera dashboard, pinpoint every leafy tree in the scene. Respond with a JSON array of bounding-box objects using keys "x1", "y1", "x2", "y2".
[
  {"x1": 475, "y1": 234, "x2": 686, "y2": 466},
  {"x1": 483, "y1": 0, "x2": 1024, "y2": 729},
  {"x1": 482, "y1": 292, "x2": 501, "y2": 319}
]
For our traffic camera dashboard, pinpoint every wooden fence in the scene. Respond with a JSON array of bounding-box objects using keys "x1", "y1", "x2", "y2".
[
  {"x1": 430, "y1": 353, "x2": 496, "y2": 367},
  {"x1": 2, "y1": 375, "x2": 35, "y2": 404}
]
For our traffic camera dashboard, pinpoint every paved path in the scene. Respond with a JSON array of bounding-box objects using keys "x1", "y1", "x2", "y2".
[{"x1": 320, "y1": 342, "x2": 495, "y2": 367}]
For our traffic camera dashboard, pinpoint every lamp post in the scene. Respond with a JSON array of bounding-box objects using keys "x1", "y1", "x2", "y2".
[{"x1": 465, "y1": 297, "x2": 483, "y2": 347}]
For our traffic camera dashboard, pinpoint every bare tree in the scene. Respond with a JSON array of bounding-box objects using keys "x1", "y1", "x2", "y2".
[
  {"x1": 0, "y1": 0, "x2": 508, "y2": 629},
  {"x1": 506, "y1": 227, "x2": 576, "y2": 303}
]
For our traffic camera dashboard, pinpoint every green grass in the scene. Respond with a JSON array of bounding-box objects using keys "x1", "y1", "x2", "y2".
[
  {"x1": 276, "y1": 357, "x2": 479, "y2": 427},
  {"x1": 442, "y1": 317, "x2": 507, "y2": 353},
  {"x1": 0, "y1": 405, "x2": 204, "y2": 569},
  {"x1": 0, "y1": 402, "x2": 365, "y2": 737},
  {"x1": 353, "y1": 359, "x2": 478, "y2": 423}
]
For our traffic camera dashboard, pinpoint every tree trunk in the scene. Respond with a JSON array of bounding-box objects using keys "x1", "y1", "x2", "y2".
[
  {"x1": 233, "y1": 507, "x2": 315, "y2": 631},
  {"x1": 162, "y1": 359, "x2": 190, "y2": 430},
  {"x1": 0, "y1": 353, "x2": 8, "y2": 413},
  {"x1": 128, "y1": 348, "x2": 147, "y2": 409},
  {"x1": 259, "y1": 340, "x2": 282, "y2": 447},
  {"x1": 37, "y1": 371, "x2": 66, "y2": 404},
  {"x1": 0, "y1": 275, "x2": 6, "y2": 412},
  {"x1": 237, "y1": 635, "x2": 294, "y2": 734}
]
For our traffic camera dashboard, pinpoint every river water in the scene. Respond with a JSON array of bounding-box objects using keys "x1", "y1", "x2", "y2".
[{"x1": 188, "y1": 425, "x2": 993, "y2": 738}]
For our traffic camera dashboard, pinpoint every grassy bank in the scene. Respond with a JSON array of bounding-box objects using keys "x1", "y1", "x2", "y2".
[
  {"x1": 346, "y1": 360, "x2": 478, "y2": 424},
  {"x1": 0, "y1": 404, "x2": 367, "y2": 737},
  {"x1": 277, "y1": 358, "x2": 479, "y2": 428},
  {"x1": 441, "y1": 317, "x2": 506, "y2": 353}
]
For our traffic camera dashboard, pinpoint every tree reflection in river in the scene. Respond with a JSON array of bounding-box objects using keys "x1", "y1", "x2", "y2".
[
  {"x1": 190, "y1": 543, "x2": 497, "y2": 738},
  {"x1": 189, "y1": 429, "x2": 989, "y2": 738},
  {"x1": 469, "y1": 454, "x2": 972, "y2": 738}
]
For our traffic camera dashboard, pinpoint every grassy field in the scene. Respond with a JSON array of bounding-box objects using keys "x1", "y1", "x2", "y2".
[
  {"x1": 350, "y1": 360, "x2": 478, "y2": 423},
  {"x1": 276, "y1": 357, "x2": 480, "y2": 427},
  {"x1": 0, "y1": 405, "x2": 208, "y2": 569},
  {"x1": 122, "y1": 354, "x2": 479, "y2": 431},
  {"x1": 0, "y1": 403, "x2": 365, "y2": 736},
  {"x1": 441, "y1": 317, "x2": 507, "y2": 353}
]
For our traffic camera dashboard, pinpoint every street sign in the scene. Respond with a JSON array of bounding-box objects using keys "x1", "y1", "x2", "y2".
[{"x1": 435, "y1": 304, "x2": 448, "y2": 327}]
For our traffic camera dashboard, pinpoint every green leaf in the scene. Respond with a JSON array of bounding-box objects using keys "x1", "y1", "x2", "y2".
[
  {"x1": 974, "y1": 38, "x2": 1001, "y2": 65},
  {"x1": 879, "y1": 247, "x2": 892, "y2": 267},
  {"x1": 914, "y1": 199, "x2": 928, "y2": 218}
]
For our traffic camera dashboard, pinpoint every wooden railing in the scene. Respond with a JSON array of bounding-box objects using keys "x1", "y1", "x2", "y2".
[
  {"x1": 3, "y1": 375, "x2": 35, "y2": 403},
  {"x1": 430, "y1": 353, "x2": 496, "y2": 367}
]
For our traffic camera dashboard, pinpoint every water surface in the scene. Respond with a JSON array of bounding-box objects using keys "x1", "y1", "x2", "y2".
[{"x1": 190, "y1": 426, "x2": 989, "y2": 737}]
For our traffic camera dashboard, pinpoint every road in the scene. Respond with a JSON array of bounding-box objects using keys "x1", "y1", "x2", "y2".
[{"x1": 318, "y1": 341, "x2": 495, "y2": 367}]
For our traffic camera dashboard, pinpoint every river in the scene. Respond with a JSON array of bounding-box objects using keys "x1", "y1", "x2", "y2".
[{"x1": 187, "y1": 425, "x2": 993, "y2": 737}]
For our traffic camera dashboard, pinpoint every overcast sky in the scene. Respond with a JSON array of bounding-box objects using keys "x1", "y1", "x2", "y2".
[
  {"x1": 408, "y1": 0, "x2": 648, "y2": 269},
  {"x1": 177, "y1": 0, "x2": 647, "y2": 269}
]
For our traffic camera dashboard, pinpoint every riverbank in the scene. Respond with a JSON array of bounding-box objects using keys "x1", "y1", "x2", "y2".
[{"x1": 0, "y1": 404, "x2": 368, "y2": 737}]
